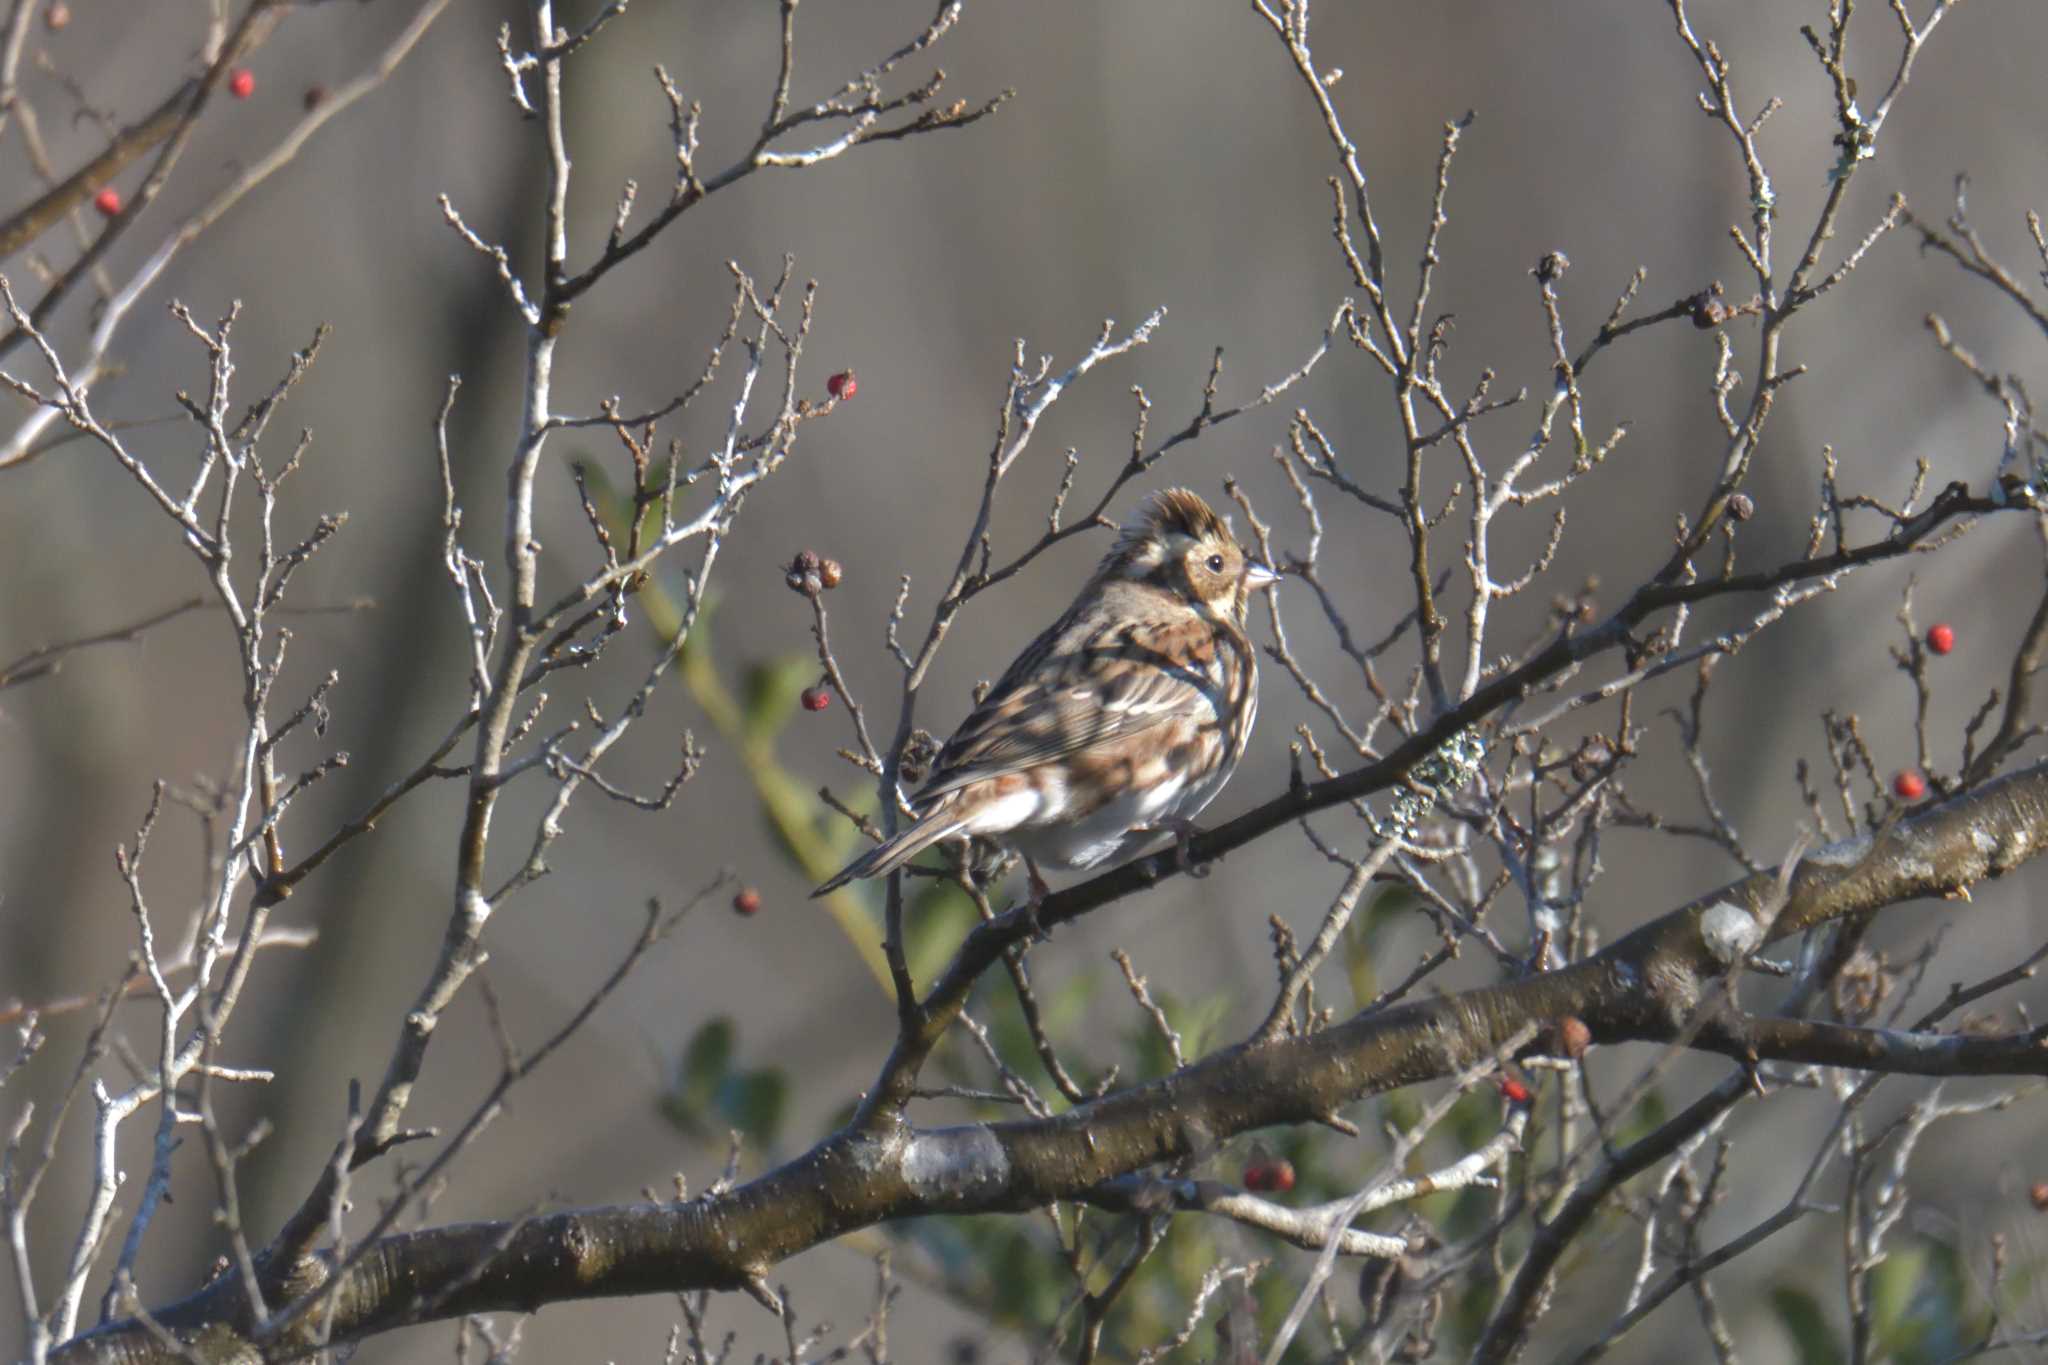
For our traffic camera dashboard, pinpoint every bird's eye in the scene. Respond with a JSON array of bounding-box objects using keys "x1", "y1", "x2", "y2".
[{"x1": 1206, "y1": 553, "x2": 1226, "y2": 573}]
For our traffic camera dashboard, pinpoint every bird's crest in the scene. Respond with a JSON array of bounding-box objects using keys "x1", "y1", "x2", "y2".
[
  {"x1": 1107, "y1": 488, "x2": 1231, "y2": 571},
  {"x1": 1137, "y1": 487, "x2": 1230, "y2": 541}
]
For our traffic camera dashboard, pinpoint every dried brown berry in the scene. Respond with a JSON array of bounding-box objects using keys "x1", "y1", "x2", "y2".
[
  {"x1": 1727, "y1": 492, "x2": 1755, "y2": 521},
  {"x1": 303, "y1": 84, "x2": 326, "y2": 112},
  {"x1": 43, "y1": 1, "x2": 69, "y2": 29},
  {"x1": 1556, "y1": 1016, "x2": 1591, "y2": 1060},
  {"x1": 818, "y1": 557, "x2": 843, "y2": 589},
  {"x1": 1688, "y1": 286, "x2": 1730, "y2": 328},
  {"x1": 1830, "y1": 946, "x2": 1891, "y2": 1023},
  {"x1": 786, "y1": 550, "x2": 824, "y2": 595},
  {"x1": 898, "y1": 729, "x2": 939, "y2": 787},
  {"x1": 2031, "y1": 1182, "x2": 2048, "y2": 1212}
]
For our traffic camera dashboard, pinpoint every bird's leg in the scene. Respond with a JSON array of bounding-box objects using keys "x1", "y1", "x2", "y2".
[
  {"x1": 1136, "y1": 815, "x2": 1208, "y2": 878},
  {"x1": 1020, "y1": 857, "x2": 1053, "y2": 942}
]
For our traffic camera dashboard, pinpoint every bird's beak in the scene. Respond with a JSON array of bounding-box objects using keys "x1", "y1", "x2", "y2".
[{"x1": 1245, "y1": 560, "x2": 1281, "y2": 590}]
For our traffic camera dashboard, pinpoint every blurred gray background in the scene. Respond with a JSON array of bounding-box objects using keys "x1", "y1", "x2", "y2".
[{"x1": 4, "y1": 0, "x2": 2048, "y2": 1360}]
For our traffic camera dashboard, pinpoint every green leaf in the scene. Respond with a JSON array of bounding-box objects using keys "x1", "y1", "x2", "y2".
[
  {"x1": 1446, "y1": 1083, "x2": 1501, "y2": 1150},
  {"x1": 680, "y1": 1018, "x2": 733, "y2": 1098},
  {"x1": 1612, "y1": 1087, "x2": 1669, "y2": 1147},
  {"x1": 1347, "y1": 882, "x2": 1433, "y2": 1008},
  {"x1": 1870, "y1": 1244, "x2": 1926, "y2": 1355},
  {"x1": 1165, "y1": 989, "x2": 1233, "y2": 1060},
  {"x1": 573, "y1": 456, "x2": 620, "y2": 522},
  {"x1": 897, "y1": 1215, "x2": 1060, "y2": 1326},
  {"x1": 659, "y1": 1020, "x2": 788, "y2": 1149},
  {"x1": 905, "y1": 878, "x2": 978, "y2": 987},
  {"x1": 718, "y1": 1067, "x2": 789, "y2": 1148},
  {"x1": 1770, "y1": 1285, "x2": 1844, "y2": 1365},
  {"x1": 1379, "y1": 1088, "x2": 1422, "y2": 1136},
  {"x1": 1877, "y1": 1237, "x2": 1981, "y2": 1364},
  {"x1": 1043, "y1": 968, "x2": 1096, "y2": 1036},
  {"x1": 1366, "y1": 879, "x2": 1422, "y2": 931},
  {"x1": 659, "y1": 1019, "x2": 736, "y2": 1136},
  {"x1": 742, "y1": 655, "x2": 816, "y2": 746},
  {"x1": 1344, "y1": 917, "x2": 1377, "y2": 1008}
]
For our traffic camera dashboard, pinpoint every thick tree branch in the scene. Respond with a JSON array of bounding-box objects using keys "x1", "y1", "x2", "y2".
[{"x1": 56, "y1": 758, "x2": 2048, "y2": 1362}]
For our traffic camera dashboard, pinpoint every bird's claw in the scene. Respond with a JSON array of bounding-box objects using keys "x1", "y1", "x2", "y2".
[{"x1": 1140, "y1": 817, "x2": 1209, "y2": 878}]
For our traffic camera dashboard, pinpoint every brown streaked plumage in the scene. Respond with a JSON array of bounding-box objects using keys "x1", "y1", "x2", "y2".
[{"x1": 814, "y1": 488, "x2": 1277, "y2": 904}]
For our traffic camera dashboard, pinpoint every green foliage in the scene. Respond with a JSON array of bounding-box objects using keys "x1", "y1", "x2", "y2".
[
  {"x1": 1379, "y1": 1087, "x2": 1422, "y2": 1137},
  {"x1": 658, "y1": 1017, "x2": 789, "y2": 1150},
  {"x1": 890, "y1": 1214, "x2": 1065, "y2": 1330},
  {"x1": 973, "y1": 963, "x2": 1096, "y2": 1099},
  {"x1": 1871, "y1": 1236, "x2": 1986, "y2": 1364},
  {"x1": 1612, "y1": 1086, "x2": 1670, "y2": 1148},
  {"x1": 1751, "y1": 1231, "x2": 1998, "y2": 1365},
  {"x1": 741, "y1": 655, "x2": 817, "y2": 749},
  {"x1": 1125, "y1": 988, "x2": 1234, "y2": 1081},
  {"x1": 1346, "y1": 881, "x2": 1424, "y2": 1008},
  {"x1": 903, "y1": 877, "x2": 984, "y2": 989},
  {"x1": 1771, "y1": 1284, "x2": 1845, "y2": 1364}
]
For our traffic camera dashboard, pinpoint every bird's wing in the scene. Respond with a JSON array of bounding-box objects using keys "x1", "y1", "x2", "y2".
[{"x1": 913, "y1": 600, "x2": 1235, "y2": 803}]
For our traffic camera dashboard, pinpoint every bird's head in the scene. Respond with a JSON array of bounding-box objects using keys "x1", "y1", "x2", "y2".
[{"x1": 1103, "y1": 487, "x2": 1279, "y2": 623}]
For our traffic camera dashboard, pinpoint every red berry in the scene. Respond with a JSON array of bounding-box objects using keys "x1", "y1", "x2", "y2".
[
  {"x1": 1893, "y1": 770, "x2": 1927, "y2": 801},
  {"x1": 1498, "y1": 1075, "x2": 1532, "y2": 1106},
  {"x1": 228, "y1": 68, "x2": 256, "y2": 100},
  {"x1": 1243, "y1": 1159, "x2": 1294, "y2": 1193},
  {"x1": 732, "y1": 887, "x2": 762, "y2": 916},
  {"x1": 826, "y1": 371, "x2": 857, "y2": 401},
  {"x1": 800, "y1": 686, "x2": 831, "y2": 713},
  {"x1": 93, "y1": 187, "x2": 121, "y2": 217},
  {"x1": 1926, "y1": 623, "x2": 1955, "y2": 656},
  {"x1": 2032, "y1": 1182, "x2": 2048, "y2": 1212}
]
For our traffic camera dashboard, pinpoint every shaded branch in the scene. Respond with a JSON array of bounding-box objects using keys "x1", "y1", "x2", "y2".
[{"x1": 59, "y1": 757, "x2": 2048, "y2": 1362}]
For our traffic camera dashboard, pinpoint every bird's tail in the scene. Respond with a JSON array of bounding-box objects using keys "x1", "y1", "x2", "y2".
[{"x1": 812, "y1": 806, "x2": 968, "y2": 897}]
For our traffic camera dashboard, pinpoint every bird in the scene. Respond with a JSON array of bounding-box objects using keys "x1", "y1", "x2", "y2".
[{"x1": 814, "y1": 487, "x2": 1278, "y2": 909}]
